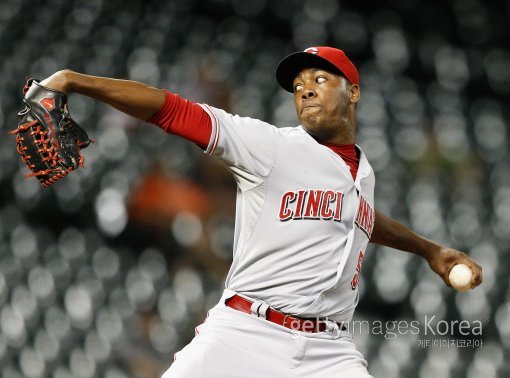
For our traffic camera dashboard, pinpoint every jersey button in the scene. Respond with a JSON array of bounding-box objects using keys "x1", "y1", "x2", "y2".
[{"x1": 320, "y1": 294, "x2": 325, "y2": 300}]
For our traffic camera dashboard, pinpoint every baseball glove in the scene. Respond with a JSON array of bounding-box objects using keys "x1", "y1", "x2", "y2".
[{"x1": 9, "y1": 78, "x2": 93, "y2": 187}]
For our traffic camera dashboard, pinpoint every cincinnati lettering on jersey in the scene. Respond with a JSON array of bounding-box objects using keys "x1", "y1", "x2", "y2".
[
  {"x1": 355, "y1": 195, "x2": 375, "y2": 238},
  {"x1": 279, "y1": 189, "x2": 344, "y2": 222}
]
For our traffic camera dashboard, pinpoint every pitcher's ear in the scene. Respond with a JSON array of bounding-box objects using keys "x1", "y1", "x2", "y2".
[{"x1": 349, "y1": 84, "x2": 360, "y2": 104}]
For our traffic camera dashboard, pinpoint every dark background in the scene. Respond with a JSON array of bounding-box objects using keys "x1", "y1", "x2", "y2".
[{"x1": 0, "y1": 0, "x2": 508, "y2": 377}]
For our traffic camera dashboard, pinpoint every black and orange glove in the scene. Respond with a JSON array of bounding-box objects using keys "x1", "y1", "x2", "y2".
[{"x1": 9, "y1": 78, "x2": 94, "y2": 187}]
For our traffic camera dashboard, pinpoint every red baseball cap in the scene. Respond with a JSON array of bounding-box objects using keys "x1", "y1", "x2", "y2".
[{"x1": 275, "y1": 46, "x2": 359, "y2": 92}]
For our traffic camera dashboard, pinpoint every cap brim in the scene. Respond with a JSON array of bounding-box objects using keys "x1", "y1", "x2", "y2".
[{"x1": 275, "y1": 52, "x2": 343, "y2": 93}]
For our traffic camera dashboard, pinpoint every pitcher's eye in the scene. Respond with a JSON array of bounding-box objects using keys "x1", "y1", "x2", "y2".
[
  {"x1": 316, "y1": 76, "x2": 326, "y2": 84},
  {"x1": 294, "y1": 83, "x2": 303, "y2": 92}
]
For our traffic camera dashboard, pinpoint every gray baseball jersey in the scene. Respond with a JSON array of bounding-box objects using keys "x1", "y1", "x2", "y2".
[{"x1": 200, "y1": 104, "x2": 376, "y2": 324}]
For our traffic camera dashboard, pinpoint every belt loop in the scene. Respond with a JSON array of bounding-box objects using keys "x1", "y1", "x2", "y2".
[
  {"x1": 250, "y1": 301, "x2": 269, "y2": 319},
  {"x1": 250, "y1": 301, "x2": 260, "y2": 316},
  {"x1": 258, "y1": 303, "x2": 269, "y2": 319},
  {"x1": 324, "y1": 319, "x2": 337, "y2": 333}
]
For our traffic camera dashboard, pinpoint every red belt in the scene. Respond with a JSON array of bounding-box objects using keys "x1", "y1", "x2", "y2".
[{"x1": 225, "y1": 294, "x2": 346, "y2": 333}]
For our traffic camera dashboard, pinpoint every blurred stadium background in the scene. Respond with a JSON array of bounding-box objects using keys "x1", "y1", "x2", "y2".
[{"x1": 0, "y1": 0, "x2": 509, "y2": 377}]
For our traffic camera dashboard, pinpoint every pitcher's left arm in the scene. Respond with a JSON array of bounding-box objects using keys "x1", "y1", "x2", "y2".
[{"x1": 370, "y1": 209, "x2": 483, "y2": 289}]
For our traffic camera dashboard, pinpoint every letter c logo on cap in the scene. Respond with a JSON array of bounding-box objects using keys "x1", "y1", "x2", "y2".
[{"x1": 304, "y1": 47, "x2": 318, "y2": 54}]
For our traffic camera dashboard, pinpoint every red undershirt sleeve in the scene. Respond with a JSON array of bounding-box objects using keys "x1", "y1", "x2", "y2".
[{"x1": 146, "y1": 89, "x2": 212, "y2": 149}]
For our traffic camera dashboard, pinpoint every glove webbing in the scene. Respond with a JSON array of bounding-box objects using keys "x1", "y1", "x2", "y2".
[{"x1": 8, "y1": 119, "x2": 82, "y2": 186}]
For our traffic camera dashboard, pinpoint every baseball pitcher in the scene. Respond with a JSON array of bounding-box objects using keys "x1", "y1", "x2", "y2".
[{"x1": 20, "y1": 47, "x2": 482, "y2": 377}]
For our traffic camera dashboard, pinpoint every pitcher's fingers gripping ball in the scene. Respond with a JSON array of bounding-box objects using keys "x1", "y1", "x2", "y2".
[{"x1": 9, "y1": 78, "x2": 94, "y2": 187}]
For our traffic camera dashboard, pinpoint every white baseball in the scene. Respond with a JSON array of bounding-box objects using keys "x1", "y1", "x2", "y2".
[{"x1": 449, "y1": 264, "x2": 473, "y2": 291}]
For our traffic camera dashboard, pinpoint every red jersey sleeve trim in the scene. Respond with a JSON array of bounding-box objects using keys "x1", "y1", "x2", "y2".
[
  {"x1": 199, "y1": 104, "x2": 220, "y2": 155},
  {"x1": 147, "y1": 89, "x2": 212, "y2": 149}
]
